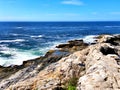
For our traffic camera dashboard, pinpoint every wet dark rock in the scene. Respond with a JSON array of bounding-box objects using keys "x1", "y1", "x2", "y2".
[
  {"x1": 105, "y1": 35, "x2": 120, "y2": 45},
  {"x1": 56, "y1": 44, "x2": 72, "y2": 48},
  {"x1": 45, "y1": 50, "x2": 69, "y2": 57},
  {"x1": 100, "y1": 46, "x2": 118, "y2": 55},
  {"x1": 52, "y1": 87, "x2": 65, "y2": 90},
  {"x1": 56, "y1": 39, "x2": 88, "y2": 53},
  {"x1": 56, "y1": 39, "x2": 88, "y2": 48},
  {"x1": 68, "y1": 40, "x2": 85, "y2": 46}
]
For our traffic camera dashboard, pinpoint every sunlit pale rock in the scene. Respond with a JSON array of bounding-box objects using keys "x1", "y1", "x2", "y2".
[{"x1": 0, "y1": 34, "x2": 120, "y2": 90}]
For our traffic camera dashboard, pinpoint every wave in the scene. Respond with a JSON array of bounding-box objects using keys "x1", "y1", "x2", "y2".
[
  {"x1": 0, "y1": 40, "x2": 67, "y2": 66},
  {"x1": 15, "y1": 27, "x2": 23, "y2": 29},
  {"x1": 0, "y1": 39, "x2": 25, "y2": 43},
  {"x1": 10, "y1": 33, "x2": 33, "y2": 37},
  {"x1": 0, "y1": 54, "x2": 38, "y2": 67},
  {"x1": 0, "y1": 35, "x2": 97, "y2": 67},
  {"x1": 0, "y1": 47, "x2": 39, "y2": 67},
  {"x1": 104, "y1": 26, "x2": 120, "y2": 28},
  {"x1": 0, "y1": 45, "x2": 9, "y2": 51},
  {"x1": 10, "y1": 33, "x2": 22, "y2": 36},
  {"x1": 83, "y1": 35, "x2": 97, "y2": 44},
  {"x1": 30, "y1": 35, "x2": 43, "y2": 38}
]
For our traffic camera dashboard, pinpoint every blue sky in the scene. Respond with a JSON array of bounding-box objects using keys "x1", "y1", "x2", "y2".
[{"x1": 0, "y1": 0, "x2": 120, "y2": 21}]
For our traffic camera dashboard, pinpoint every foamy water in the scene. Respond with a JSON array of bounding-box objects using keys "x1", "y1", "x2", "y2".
[
  {"x1": 30, "y1": 35, "x2": 43, "y2": 38},
  {"x1": 83, "y1": 35, "x2": 97, "y2": 44},
  {"x1": 0, "y1": 45, "x2": 37, "y2": 66},
  {"x1": 0, "y1": 39, "x2": 25, "y2": 43},
  {"x1": 0, "y1": 22, "x2": 120, "y2": 66}
]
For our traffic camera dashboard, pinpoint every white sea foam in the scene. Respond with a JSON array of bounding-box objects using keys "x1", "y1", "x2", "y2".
[
  {"x1": 12, "y1": 34, "x2": 19, "y2": 36},
  {"x1": 16, "y1": 27, "x2": 23, "y2": 29},
  {"x1": 11, "y1": 33, "x2": 22, "y2": 36},
  {"x1": 30, "y1": 35, "x2": 43, "y2": 38},
  {"x1": 0, "y1": 39, "x2": 25, "y2": 43},
  {"x1": 0, "y1": 44, "x2": 39, "y2": 66},
  {"x1": 0, "y1": 35, "x2": 97, "y2": 67},
  {"x1": 83, "y1": 35, "x2": 97, "y2": 44},
  {"x1": 0, "y1": 40, "x2": 64, "y2": 66},
  {"x1": 0, "y1": 45, "x2": 9, "y2": 51},
  {"x1": 0, "y1": 48, "x2": 38, "y2": 67},
  {"x1": 11, "y1": 33, "x2": 32, "y2": 37}
]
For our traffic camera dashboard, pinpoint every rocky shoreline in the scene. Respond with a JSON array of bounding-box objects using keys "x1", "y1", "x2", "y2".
[{"x1": 0, "y1": 34, "x2": 120, "y2": 90}]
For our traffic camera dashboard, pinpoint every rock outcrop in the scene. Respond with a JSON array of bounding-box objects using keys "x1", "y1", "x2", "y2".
[{"x1": 0, "y1": 34, "x2": 120, "y2": 90}]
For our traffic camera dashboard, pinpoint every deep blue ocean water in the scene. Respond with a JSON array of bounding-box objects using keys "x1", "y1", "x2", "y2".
[{"x1": 0, "y1": 21, "x2": 120, "y2": 66}]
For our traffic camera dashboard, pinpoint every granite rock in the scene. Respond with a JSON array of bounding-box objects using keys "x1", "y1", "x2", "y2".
[{"x1": 0, "y1": 34, "x2": 120, "y2": 90}]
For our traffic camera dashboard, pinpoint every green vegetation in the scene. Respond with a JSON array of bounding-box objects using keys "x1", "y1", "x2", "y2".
[
  {"x1": 64, "y1": 77, "x2": 78, "y2": 90},
  {"x1": 68, "y1": 85, "x2": 76, "y2": 90}
]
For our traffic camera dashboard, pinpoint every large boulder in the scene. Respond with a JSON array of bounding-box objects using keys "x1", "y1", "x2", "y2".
[{"x1": 77, "y1": 44, "x2": 120, "y2": 90}]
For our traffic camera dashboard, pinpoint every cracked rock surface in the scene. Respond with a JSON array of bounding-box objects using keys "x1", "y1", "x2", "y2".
[{"x1": 0, "y1": 34, "x2": 120, "y2": 90}]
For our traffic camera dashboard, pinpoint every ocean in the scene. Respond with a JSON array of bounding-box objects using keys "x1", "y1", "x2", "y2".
[{"x1": 0, "y1": 21, "x2": 120, "y2": 66}]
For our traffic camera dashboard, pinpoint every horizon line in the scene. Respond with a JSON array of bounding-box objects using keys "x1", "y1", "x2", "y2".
[{"x1": 0, "y1": 20, "x2": 120, "y2": 22}]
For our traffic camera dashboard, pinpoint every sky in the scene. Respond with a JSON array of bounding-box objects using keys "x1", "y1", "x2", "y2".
[{"x1": 0, "y1": 0, "x2": 120, "y2": 21}]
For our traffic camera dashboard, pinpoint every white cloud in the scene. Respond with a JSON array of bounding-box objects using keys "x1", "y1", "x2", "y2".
[{"x1": 61, "y1": 0, "x2": 83, "y2": 6}]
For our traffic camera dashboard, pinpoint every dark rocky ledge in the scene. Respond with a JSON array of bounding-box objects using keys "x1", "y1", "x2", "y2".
[{"x1": 0, "y1": 38, "x2": 89, "y2": 82}]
